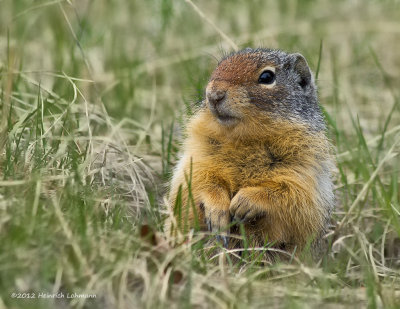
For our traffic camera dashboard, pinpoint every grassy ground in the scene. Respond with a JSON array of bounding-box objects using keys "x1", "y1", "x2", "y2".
[{"x1": 1, "y1": 0, "x2": 400, "y2": 308}]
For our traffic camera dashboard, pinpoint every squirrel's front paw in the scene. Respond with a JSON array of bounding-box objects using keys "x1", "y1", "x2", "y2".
[
  {"x1": 203, "y1": 203, "x2": 230, "y2": 232},
  {"x1": 200, "y1": 189, "x2": 231, "y2": 247},
  {"x1": 229, "y1": 188, "x2": 267, "y2": 224},
  {"x1": 202, "y1": 204, "x2": 230, "y2": 247}
]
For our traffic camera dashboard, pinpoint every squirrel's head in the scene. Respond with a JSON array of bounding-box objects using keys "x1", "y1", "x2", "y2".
[{"x1": 204, "y1": 48, "x2": 325, "y2": 135}]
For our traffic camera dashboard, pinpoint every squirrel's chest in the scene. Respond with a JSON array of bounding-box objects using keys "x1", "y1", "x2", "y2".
[{"x1": 206, "y1": 139, "x2": 280, "y2": 184}]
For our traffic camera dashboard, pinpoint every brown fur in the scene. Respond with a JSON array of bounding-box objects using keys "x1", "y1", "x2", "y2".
[{"x1": 166, "y1": 51, "x2": 334, "y2": 258}]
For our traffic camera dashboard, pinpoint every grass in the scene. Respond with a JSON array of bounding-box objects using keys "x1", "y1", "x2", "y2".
[{"x1": 1, "y1": 0, "x2": 400, "y2": 308}]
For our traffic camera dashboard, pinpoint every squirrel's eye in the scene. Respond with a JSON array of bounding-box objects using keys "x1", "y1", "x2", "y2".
[{"x1": 258, "y1": 70, "x2": 275, "y2": 85}]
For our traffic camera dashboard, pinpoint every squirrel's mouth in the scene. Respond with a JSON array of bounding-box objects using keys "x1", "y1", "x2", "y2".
[
  {"x1": 216, "y1": 113, "x2": 237, "y2": 124},
  {"x1": 212, "y1": 109, "x2": 238, "y2": 125}
]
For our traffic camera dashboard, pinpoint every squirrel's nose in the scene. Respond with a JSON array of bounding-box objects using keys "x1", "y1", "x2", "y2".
[{"x1": 207, "y1": 89, "x2": 226, "y2": 107}]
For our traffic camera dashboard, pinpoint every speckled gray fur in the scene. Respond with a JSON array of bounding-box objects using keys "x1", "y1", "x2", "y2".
[{"x1": 220, "y1": 48, "x2": 326, "y2": 132}]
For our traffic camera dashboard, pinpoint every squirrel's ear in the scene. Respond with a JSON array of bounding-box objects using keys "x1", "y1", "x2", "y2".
[{"x1": 291, "y1": 53, "x2": 312, "y2": 89}]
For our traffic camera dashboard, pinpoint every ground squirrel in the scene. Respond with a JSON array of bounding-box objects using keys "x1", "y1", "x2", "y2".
[{"x1": 167, "y1": 48, "x2": 335, "y2": 259}]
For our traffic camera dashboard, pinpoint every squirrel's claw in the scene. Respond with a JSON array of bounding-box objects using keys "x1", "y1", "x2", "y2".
[
  {"x1": 204, "y1": 209, "x2": 230, "y2": 231},
  {"x1": 204, "y1": 208, "x2": 230, "y2": 248},
  {"x1": 222, "y1": 235, "x2": 229, "y2": 248},
  {"x1": 206, "y1": 218, "x2": 212, "y2": 231},
  {"x1": 215, "y1": 234, "x2": 229, "y2": 248}
]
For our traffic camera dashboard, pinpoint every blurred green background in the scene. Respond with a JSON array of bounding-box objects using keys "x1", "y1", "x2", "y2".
[{"x1": 1, "y1": 1, "x2": 400, "y2": 308}]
